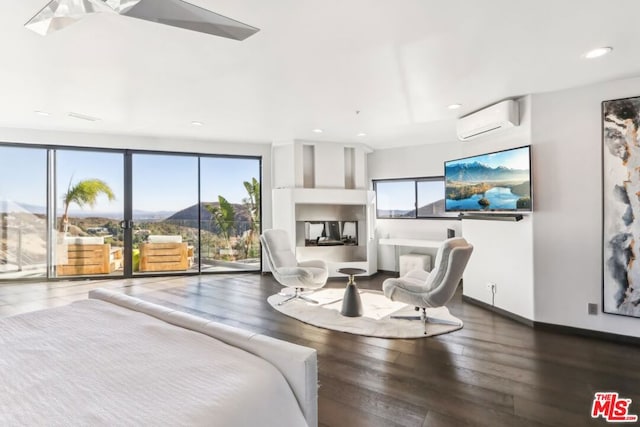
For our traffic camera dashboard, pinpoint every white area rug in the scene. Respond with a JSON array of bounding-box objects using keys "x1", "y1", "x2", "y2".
[{"x1": 268, "y1": 288, "x2": 463, "y2": 339}]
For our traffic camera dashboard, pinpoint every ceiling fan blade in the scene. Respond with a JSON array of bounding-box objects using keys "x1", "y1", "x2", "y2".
[
  {"x1": 105, "y1": 0, "x2": 142, "y2": 14},
  {"x1": 120, "y1": 0, "x2": 260, "y2": 41},
  {"x1": 25, "y1": 0, "x2": 114, "y2": 36},
  {"x1": 25, "y1": 0, "x2": 259, "y2": 41}
]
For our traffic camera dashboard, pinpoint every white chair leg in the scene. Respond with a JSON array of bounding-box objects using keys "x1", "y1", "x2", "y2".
[
  {"x1": 277, "y1": 294, "x2": 297, "y2": 306},
  {"x1": 390, "y1": 306, "x2": 421, "y2": 321},
  {"x1": 424, "y1": 315, "x2": 463, "y2": 326},
  {"x1": 392, "y1": 307, "x2": 461, "y2": 334},
  {"x1": 278, "y1": 287, "x2": 296, "y2": 297},
  {"x1": 298, "y1": 295, "x2": 319, "y2": 304},
  {"x1": 390, "y1": 315, "x2": 421, "y2": 320}
]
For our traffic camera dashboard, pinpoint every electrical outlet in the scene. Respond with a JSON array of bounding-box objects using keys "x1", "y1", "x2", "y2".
[{"x1": 588, "y1": 303, "x2": 598, "y2": 315}]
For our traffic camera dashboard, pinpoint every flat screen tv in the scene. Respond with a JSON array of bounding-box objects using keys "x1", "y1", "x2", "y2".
[{"x1": 444, "y1": 145, "x2": 532, "y2": 212}]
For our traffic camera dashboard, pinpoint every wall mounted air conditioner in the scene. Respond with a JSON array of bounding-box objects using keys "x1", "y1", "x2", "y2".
[{"x1": 456, "y1": 99, "x2": 520, "y2": 141}]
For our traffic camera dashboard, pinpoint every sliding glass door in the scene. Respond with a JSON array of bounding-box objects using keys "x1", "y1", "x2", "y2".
[
  {"x1": 200, "y1": 156, "x2": 261, "y2": 272},
  {"x1": 0, "y1": 146, "x2": 47, "y2": 279},
  {"x1": 0, "y1": 143, "x2": 261, "y2": 281},
  {"x1": 54, "y1": 149, "x2": 125, "y2": 278},
  {"x1": 131, "y1": 153, "x2": 199, "y2": 275}
]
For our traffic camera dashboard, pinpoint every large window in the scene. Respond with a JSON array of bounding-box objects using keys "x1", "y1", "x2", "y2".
[
  {"x1": 55, "y1": 150, "x2": 124, "y2": 278},
  {"x1": 200, "y1": 157, "x2": 261, "y2": 272},
  {"x1": 0, "y1": 146, "x2": 47, "y2": 278},
  {"x1": 375, "y1": 180, "x2": 415, "y2": 218},
  {"x1": 132, "y1": 153, "x2": 199, "y2": 275},
  {"x1": 0, "y1": 143, "x2": 262, "y2": 280},
  {"x1": 374, "y1": 177, "x2": 456, "y2": 219}
]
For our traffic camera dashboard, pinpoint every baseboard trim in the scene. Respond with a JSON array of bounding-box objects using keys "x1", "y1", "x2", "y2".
[
  {"x1": 532, "y1": 321, "x2": 640, "y2": 346},
  {"x1": 462, "y1": 295, "x2": 534, "y2": 327},
  {"x1": 462, "y1": 295, "x2": 640, "y2": 346},
  {"x1": 369, "y1": 270, "x2": 398, "y2": 278}
]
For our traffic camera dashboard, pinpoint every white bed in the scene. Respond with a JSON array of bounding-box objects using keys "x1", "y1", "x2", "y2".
[{"x1": 0, "y1": 289, "x2": 317, "y2": 427}]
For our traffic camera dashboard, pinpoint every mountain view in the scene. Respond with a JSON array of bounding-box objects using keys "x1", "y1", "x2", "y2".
[
  {"x1": 377, "y1": 199, "x2": 448, "y2": 218},
  {"x1": 167, "y1": 202, "x2": 253, "y2": 233},
  {"x1": 445, "y1": 161, "x2": 531, "y2": 211},
  {"x1": 445, "y1": 161, "x2": 529, "y2": 183},
  {"x1": 0, "y1": 149, "x2": 261, "y2": 278}
]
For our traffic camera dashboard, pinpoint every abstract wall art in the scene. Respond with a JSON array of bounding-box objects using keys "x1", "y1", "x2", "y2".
[{"x1": 603, "y1": 96, "x2": 640, "y2": 317}]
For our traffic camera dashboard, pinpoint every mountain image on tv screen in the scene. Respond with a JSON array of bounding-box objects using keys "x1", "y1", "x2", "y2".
[{"x1": 445, "y1": 146, "x2": 532, "y2": 211}]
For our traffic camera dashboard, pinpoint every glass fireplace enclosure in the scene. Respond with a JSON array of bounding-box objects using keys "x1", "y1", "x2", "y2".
[{"x1": 0, "y1": 144, "x2": 261, "y2": 281}]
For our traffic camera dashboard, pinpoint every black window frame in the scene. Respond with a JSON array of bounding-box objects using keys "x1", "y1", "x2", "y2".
[
  {"x1": 0, "y1": 141, "x2": 263, "y2": 281},
  {"x1": 373, "y1": 176, "x2": 459, "y2": 220}
]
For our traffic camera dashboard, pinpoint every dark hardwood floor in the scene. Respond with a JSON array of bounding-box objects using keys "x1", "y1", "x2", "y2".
[{"x1": 1, "y1": 272, "x2": 637, "y2": 426}]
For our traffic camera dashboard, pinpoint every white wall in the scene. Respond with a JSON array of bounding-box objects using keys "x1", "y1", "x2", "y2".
[
  {"x1": 314, "y1": 144, "x2": 345, "y2": 188},
  {"x1": 456, "y1": 97, "x2": 535, "y2": 320},
  {"x1": 462, "y1": 217, "x2": 535, "y2": 320},
  {"x1": 272, "y1": 143, "x2": 295, "y2": 188},
  {"x1": 369, "y1": 84, "x2": 640, "y2": 338},
  {"x1": 368, "y1": 141, "x2": 462, "y2": 271},
  {"x1": 369, "y1": 97, "x2": 536, "y2": 320},
  {"x1": 531, "y1": 76, "x2": 640, "y2": 337},
  {"x1": 270, "y1": 140, "x2": 376, "y2": 275},
  {"x1": 0, "y1": 126, "x2": 273, "y2": 269},
  {"x1": 458, "y1": 96, "x2": 532, "y2": 159}
]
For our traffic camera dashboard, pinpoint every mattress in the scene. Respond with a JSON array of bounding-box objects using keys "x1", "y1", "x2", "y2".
[{"x1": 0, "y1": 293, "x2": 311, "y2": 426}]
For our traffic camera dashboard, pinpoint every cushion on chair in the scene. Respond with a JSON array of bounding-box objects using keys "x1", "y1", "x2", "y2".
[
  {"x1": 423, "y1": 238, "x2": 468, "y2": 293},
  {"x1": 278, "y1": 267, "x2": 313, "y2": 281},
  {"x1": 148, "y1": 235, "x2": 183, "y2": 243},
  {"x1": 64, "y1": 236, "x2": 105, "y2": 245},
  {"x1": 261, "y1": 229, "x2": 329, "y2": 291},
  {"x1": 383, "y1": 237, "x2": 473, "y2": 309},
  {"x1": 303, "y1": 267, "x2": 328, "y2": 285},
  {"x1": 264, "y1": 230, "x2": 298, "y2": 268},
  {"x1": 382, "y1": 276, "x2": 432, "y2": 307}
]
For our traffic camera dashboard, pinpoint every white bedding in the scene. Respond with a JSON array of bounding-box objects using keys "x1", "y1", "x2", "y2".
[{"x1": 0, "y1": 294, "x2": 310, "y2": 426}]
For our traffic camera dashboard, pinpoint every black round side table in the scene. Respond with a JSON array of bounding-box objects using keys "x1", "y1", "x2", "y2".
[{"x1": 337, "y1": 268, "x2": 366, "y2": 317}]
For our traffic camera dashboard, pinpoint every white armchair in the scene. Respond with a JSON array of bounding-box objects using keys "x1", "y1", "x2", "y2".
[
  {"x1": 383, "y1": 237, "x2": 474, "y2": 333},
  {"x1": 260, "y1": 229, "x2": 328, "y2": 305}
]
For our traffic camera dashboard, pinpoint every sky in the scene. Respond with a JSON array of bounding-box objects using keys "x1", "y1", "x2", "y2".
[
  {"x1": 377, "y1": 179, "x2": 443, "y2": 212},
  {"x1": 446, "y1": 146, "x2": 530, "y2": 170},
  {"x1": 0, "y1": 146, "x2": 260, "y2": 214},
  {"x1": 0, "y1": 146, "x2": 47, "y2": 208}
]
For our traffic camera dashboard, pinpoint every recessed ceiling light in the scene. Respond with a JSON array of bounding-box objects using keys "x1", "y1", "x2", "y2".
[
  {"x1": 448, "y1": 104, "x2": 462, "y2": 110},
  {"x1": 312, "y1": 128, "x2": 323, "y2": 133},
  {"x1": 191, "y1": 121, "x2": 203, "y2": 126},
  {"x1": 584, "y1": 46, "x2": 613, "y2": 59},
  {"x1": 357, "y1": 132, "x2": 367, "y2": 137},
  {"x1": 67, "y1": 111, "x2": 100, "y2": 122},
  {"x1": 34, "y1": 110, "x2": 50, "y2": 116}
]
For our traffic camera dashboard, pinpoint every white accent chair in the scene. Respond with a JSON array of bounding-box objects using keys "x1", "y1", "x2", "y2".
[
  {"x1": 383, "y1": 237, "x2": 473, "y2": 333},
  {"x1": 260, "y1": 229, "x2": 328, "y2": 305}
]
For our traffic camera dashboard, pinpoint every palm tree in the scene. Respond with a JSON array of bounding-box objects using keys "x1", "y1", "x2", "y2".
[
  {"x1": 60, "y1": 178, "x2": 115, "y2": 232},
  {"x1": 206, "y1": 196, "x2": 235, "y2": 252},
  {"x1": 242, "y1": 177, "x2": 260, "y2": 257}
]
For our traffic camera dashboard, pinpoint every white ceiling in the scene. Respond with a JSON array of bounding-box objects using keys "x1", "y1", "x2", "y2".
[{"x1": 1, "y1": 0, "x2": 640, "y2": 149}]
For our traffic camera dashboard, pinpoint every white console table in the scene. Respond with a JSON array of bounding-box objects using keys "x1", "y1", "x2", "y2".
[
  {"x1": 378, "y1": 238, "x2": 443, "y2": 249},
  {"x1": 378, "y1": 238, "x2": 444, "y2": 272}
]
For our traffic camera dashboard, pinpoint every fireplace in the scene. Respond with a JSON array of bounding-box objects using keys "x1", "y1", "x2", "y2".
[{"x1": 303, "y1": 221, "x2": 358, "y2": 246}]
